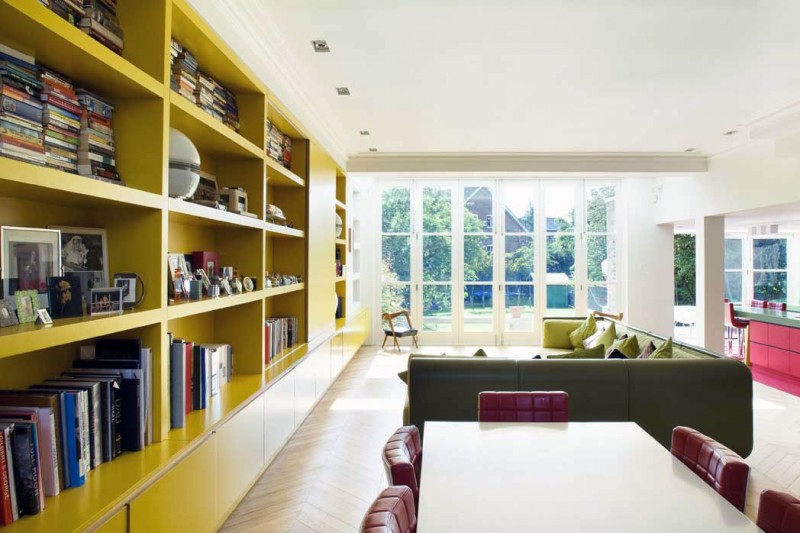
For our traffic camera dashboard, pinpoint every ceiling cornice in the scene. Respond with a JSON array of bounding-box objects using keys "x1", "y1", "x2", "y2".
[{"x1": 347, "y1": 153, "x2": 708, "y2": 174}]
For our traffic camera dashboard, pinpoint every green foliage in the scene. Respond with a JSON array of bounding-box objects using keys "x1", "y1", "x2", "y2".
[{"x1": 674, "y1": 234, "x2": 696, "y2": 305}]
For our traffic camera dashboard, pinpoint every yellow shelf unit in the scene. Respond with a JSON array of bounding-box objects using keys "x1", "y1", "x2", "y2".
[
  {"x1": 264, "y1": 283, "x2": 305, "y2": 298},
  {"x1": 166, "y1": 291, "x2": 265, "y2": 320},
  {"x1": 266, "y1": 158, "x2": 305, "y2": 188},
  {"x1": 265, "y1": 222, "x2": 304, "y2": 238}
]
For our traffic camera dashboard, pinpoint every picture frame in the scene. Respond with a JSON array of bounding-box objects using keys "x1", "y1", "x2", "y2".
[
  {"x1": 88, "y1": 287, "x2": 123, "y2": 316},
  {"x1": 14, "y1": 289, "x2": 40, "y2": 324},
  {"x1": 197, "y1": 268, "x2": 211, "y2": 291},
  {"x1": 0, "y1": 299, "x2": 18, "y2": 327},
  {"x1": 113, "y1": 273, "x2": 144, "y2": 309},
  {"x1": 36, "y1": 308, "x2": 53, "y2": 325},
  {"x1": 1, "y1": 226, "x2": 62, "y2": 298},
  {"x1": 220, "y1": 278, "x2": 232, "y2": 296},
  {"x1": 47, "y1": 276, "x2": 83, "y2": 319},
  {"x1": 50, "y1": 226, "x2": 109, "y2": 292},
  {"x1": 167, "y1": 253, "x2": 186, "y2": 298}
]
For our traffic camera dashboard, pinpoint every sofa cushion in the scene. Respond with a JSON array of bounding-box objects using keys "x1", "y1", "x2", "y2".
[
  {"x1": 585, "y1": 323, "x2": 616, "y2": 353},
  {"x1": 651, "y1": 337, "x2": 673, "y2": 359},
  {"x1": 542, "y1": 319, "x2": 585, "y2": 349},
  {"x1": 548, "y1": 345, "x2": 605, "y2": 359},
  {"x1": 568, "y1": 314, "x2": 597, "y2": 348},
  {"x1": 518, "y1": 359, "x2": 630, "y2": 421},
  {"x1": 608, "y1": 335, "x2": 639, "y2": 358},
  {"x1": 637, "y1": 341, "x2": 656, "y2": 359}
]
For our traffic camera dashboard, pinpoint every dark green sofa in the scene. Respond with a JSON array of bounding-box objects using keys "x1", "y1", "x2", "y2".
[{"x1": 404, "y1": 318, "x2": 754, "y2": 457}]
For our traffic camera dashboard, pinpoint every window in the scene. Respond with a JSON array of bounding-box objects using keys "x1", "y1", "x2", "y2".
[
  {"x1": 545, "y1": 183, "x2": 576, "y2": 310},
  {"x1": 381, "y1": 186, "x2": 412, "y2": 314},
  {"x1": 586, "y1": 185, "x2": 617, "y2": 312},
  {"x1": 752, "y1": 238, "x2": 787, "y2": 302},
  {"x1": 724, "y1": 238, "x2": 743, "y2": 303}
]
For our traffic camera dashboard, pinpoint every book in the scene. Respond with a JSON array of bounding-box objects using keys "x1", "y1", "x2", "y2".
[
  {"x1": 169, "y1": 340, "x2": 186, "y2": 429},
  {"x1": 0, "y1": 424, "x2": 16, "y2": 525},
  {"x1": 0, "y1": 407, "x2": 58, "y2": 498},
  {"x1": 0, "y1": 421, "x2": 43, "y2": 516},
  {"x1": 36, "y1": 381, "x2": 102, "y2": 469},
  {"x1": 61, "y1": 373, "x2": 121, "y2": 461}
]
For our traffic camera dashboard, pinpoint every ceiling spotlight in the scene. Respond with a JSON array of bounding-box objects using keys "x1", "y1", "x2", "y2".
[
  {"x1": 336, "y1": 87, "x2": 350, "y2": 96},
  {"x1": 684, "y1": 148, "x2": 696, "y2": 153},
  {"x1": 359, "y1": 130, "x2": 370, "y2": 136},
  {"x1": 723, "y1": 130, "x2": 738, "y2": 136},
  {"x1": 369, "y1": 148, "x2": 378, "y2": 152},
  {"x1": 311, "y1": 40, "x2": 330, "y2": 53}
]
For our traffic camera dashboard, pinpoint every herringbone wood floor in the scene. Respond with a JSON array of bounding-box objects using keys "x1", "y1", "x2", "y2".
[{"x1": 220, "y1": 344, "x2": 800, "y2": 532}]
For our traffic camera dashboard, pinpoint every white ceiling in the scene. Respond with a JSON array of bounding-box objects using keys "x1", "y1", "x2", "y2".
[{"x1": 189, "y1": 0, "x2": 800, "y2": 159}]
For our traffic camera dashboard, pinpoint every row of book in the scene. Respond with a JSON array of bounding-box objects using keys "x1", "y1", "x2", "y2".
[
  {"x1": 265, "y1": 316, "x2": 298, "y2": 364},
  {"x1": 267, "y1": 120, "x2": 292, "y2": 170},
  {"x1": 170, "y1": 39, "x2": 240, "y2": 133},
  {"x1": 41, "y1": 0, "x2": 125, "y2": 55},
  {"x1": 0, "y1": 338, "x2": 152, "y2": 525},
  {"x1": 168, "y1": 339, "x2": 232, "y2": 429},
  {"x1": 0, "y1": 45, "x2": 122, "y2": 184}
]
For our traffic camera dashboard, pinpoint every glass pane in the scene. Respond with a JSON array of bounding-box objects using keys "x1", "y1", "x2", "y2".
[
  {"x1": 505, "y1": 285, "x2": 534, "y2": 332},
  {"x1": 464, "y1": 185, "x2": 493, "y2": 233},
  {"x1": 546, "y1": 235, "x2": 575, "y2": 281},
  {"x1": 724, "y1": 272, "x2": 743, "y2": 303},
  {"x1": 464, "y1": 235, "x2": 493, "y2": 282},
  {"x1": 503, "y1": 184, "x2": 535, "y2": 233},
  {"x1": 545, "y1": 184, "x2": 575, "y2": 232},
  {"x1": 587, "y1": 235, "x2": 616, "y2": 282},
  {"x1": 754, "y1": 271, "x2": 788, "y2": 302},
  {"x1": 381, "y1": 284, "x2": 410, "y2": 314},
  {"x1": 381, "y1": 236, "x2": 410, "y2": 282},
  {"x1": 724, "y1": 239, "x2": 742, "y2": 270},
  {"x1": 753, "y1": 239, "x2": 787, "y2": 270},
  {"x1": 423, "y1": 235, "x2": 451, "y2": 282},
  {"x1": 588, "y1": 284, "x2": 617, "y2": 313},
  {"x1": 505, "y1": 235, "x2": 534, "y2": 282},
  {"x1": 547, "y1": 284, "x2": 575, "y2": 309},
  {"x1": 423, "y1": 187, "x2": 452, "y2": 233},
  {"x1": 381, "y1": 187, "x2": 410, "y2": 233},
  {"x1": 464, "y1": 284, "x2": 493, "y2": 332},
  {"x1": 422, "y1": 285, "x2": 452, "y2": 332},
  {"x1": 586, "y1": 185, "x2": 616, "y2": 233},
  {"x1": 674, "y1": 233, "x2": 696, "y2": 306}
]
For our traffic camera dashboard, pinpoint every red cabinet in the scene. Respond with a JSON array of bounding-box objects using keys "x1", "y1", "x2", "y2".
[
  {"x1": 790, "y1": 355, "x2": 800, "y2": 379},
  {"x1": 769, "y1": 324, "x2": 791, "y2": 350},
  {"x1": 750, "y1": 342, "x2": 769, "y2": 366},
  {"x1": 749, "y1": 319, "x2": 800, "y2": 381},
  {"x1": 790, "y1": 328, "x2": 800, "y2": 353},
  {"x1": 750, "y1": 321, "x2": 769, "y2": 345},
  {"x1": 769, "y1": 347, "x2": 791, "y2": 374}
]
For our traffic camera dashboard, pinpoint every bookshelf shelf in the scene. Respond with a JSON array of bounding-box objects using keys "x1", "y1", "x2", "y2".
[
  {"x1": 335, "y1": 275, "x2": 347, "y2": 283},
  {"x1": 265, "y1": 222, "x2": 304, "y2": 238},
  {"x1": 264, "y1": 283, "x2": 305, "y2": 298},
  {"x1": 167, "y1": 291, "x2": 265, "y2": 320},
  {"x1": 335, "y1": 317, "x2": 346, "y2": 331},
  {"x1": 264, "y1": 343, "x2": 308, "y2": 382},
  {"x1": 169, "y1": 92, "x2": 265, "y2": 160},
  {"x1": 0, "y1": 309, "x2": 163, "y2": 360},
  {"x1": 335, "y1": 200, "x2": 346, "y2": 211},
  {"x1": 0, "y1": 0, "x2": 164, "y2": 98},
  {"x1": 168, "y1": 198, "x2": 265, "y2": 230},
  {"x1": 0, "y1": 158, "x2": 164, "y2": 210},
  {"x1": 266, "y1": 157, "x2": 305, "y2": 188},
  {"x1": 335, "y1": 238, "x2": 347, "y2": 246}
]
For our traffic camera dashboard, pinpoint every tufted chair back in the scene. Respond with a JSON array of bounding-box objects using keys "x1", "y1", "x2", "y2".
[
  {"x1": 360, "y1": 486, "x2": 417, "y2": 533},
  {"x1": 382, "y1": 426, "x2": 422, "y2": 507},
  {"x1": 478, "y1": 391, "x2": 569, "y2": 423}
]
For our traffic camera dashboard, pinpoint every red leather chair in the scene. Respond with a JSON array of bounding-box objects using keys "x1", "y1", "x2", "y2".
[
  {"x1": 360, "y1": 486, "x2": 417, "y2": 533},
  {"x1": 478, "y1": 391, "x2": 569, "y2": 422},
  {"x1": 670, "y1": 426, "x2": 750, "y2": 512},
  {"x1": 767, "y1": 301, "x2": 788, "y2": 312},
  {"x1": 751, "y1": 299, "x2": 767, "y2": 308},
  {"x1": 757, "y1": 489, "x2": 800, "y2": 533},
  {"x1": 724, "y1": 302, "x2": 749, "y2": 358},
  {"x1": 383, "y1": 426, "x2": 422, "y2": 507}
]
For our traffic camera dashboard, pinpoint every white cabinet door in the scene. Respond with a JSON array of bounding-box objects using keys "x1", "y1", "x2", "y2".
[{"x1": 264, "y1": 374, "x2": 295, "y2": 463}]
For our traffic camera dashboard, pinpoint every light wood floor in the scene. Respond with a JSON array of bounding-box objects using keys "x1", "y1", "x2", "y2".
[{"x1": 220, "y1": 344, "x2": 800, "y2": 531}]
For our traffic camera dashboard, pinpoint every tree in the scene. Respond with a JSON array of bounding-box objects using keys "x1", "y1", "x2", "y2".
[{"x1": 674, "y1": 234, "x2": 696, "y2": 305}]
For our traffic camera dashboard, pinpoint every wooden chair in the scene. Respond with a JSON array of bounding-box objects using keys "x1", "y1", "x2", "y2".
[{"x1": 382, "y1": 310, "x2": 419, "y2": 351}]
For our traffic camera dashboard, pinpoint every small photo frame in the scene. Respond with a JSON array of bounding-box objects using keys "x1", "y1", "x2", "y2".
[
  {"x1": 88, "y1": 287, "x2": 123, "y2": 316},
  {"x1": 1, "y1": 226, "x2": 62, "y2": 297},
  {"x1": 220, "y1": 278, "x2": 232, "y2": 296},
  {"x1": 0, "y1": 299, "x2": 18, "y2": 327},
  {"x1": 113, "y1": 273, "x2": 144, "y2": 309},
  {"x1": 14, "y1": 289, "x2": 40, "y2": 324},
  {"x1": 197, "y1": 269, "x2": 211, "y2": 291},
  {"x1": 36, "y1": 308, "x2": 53, "y2": 325},
  {"x1": 243, "y1": 277, "x2": 254, "y2": 292},
  {"x1": 48, "y1": 276, "x2": 83, "y2": 319}
]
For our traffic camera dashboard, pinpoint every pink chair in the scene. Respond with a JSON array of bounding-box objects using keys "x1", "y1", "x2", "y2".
[
  {"x1": 757, "y1": 489, "x2": 800, "y2": 533},
  {"x1": 767, "y1": 301, "x2": 788, "y2": 312},
  {"x1": 724, "y1": 302, "x2": 749, "y2": 358},
  {"x1": 751, "y1": 299, "x2": 767, "y2": 308},
  {"x1": 360, "y1": 486, "x2": 417, "y2": 533},
  {"x1": 383, "y1": 426, "x2": 422, "y2": 507},
  {"x1": 671, "y1": 426, "x2": 750, "y2": 512},
  {"x1": 478, "y1": 391, "x2": 569, "y2": 422}
]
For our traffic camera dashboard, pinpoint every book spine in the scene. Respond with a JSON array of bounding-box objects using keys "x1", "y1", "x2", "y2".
[
  {"x1": 110, "y1": 383, "x2": 122, "y2": 459},
  {"x1": 1, "y1": 95, "x2": 42, "y2": 124},
  {"x1": 63, "y1": 396, "x2": 84, "y2": 488},
  {"x1": 10, "y1": 427, "x2": 41, "y2": 516},
  {"x1": 0, "y1": 429, "x2": 12, "y2": 525},
  {"x1": 119, "y1": 379, "x2": 141, "y2": 452},
  {"x1": 169, "y1": 342, "x2": 185, "y2": 429},
  {"x1": 184, "y1": 342, "x2": 193, "y2": 415},
  {"x1": 192, "y1": 346, "x2": 201, "y2": 410}
]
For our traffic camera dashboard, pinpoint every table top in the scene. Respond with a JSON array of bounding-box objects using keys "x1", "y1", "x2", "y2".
[
  {"x1": 417, "y1": 422, "x2": 761, "y2": 533},
  {"x1": 735, "y1": 305, "x2": 800, "y2": 328}
]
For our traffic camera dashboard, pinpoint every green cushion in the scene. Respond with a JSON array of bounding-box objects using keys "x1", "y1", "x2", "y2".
[
  {"x1": 568, "y1": 315, "x2": 597, "y2": 349},
  {"x1": 473, "y1": 348, "x2": 488, "y2": 357},
  {"x1": 548, "y1": 344, "x2": 605, "y2": 359},
  {"x1": 651, "y1": 337, "x2": 673, "y2": 359},
  {"x1": 585, "y1": 323, "x2": 616, "y2": 353},
  {"x1": 541, "y1": 319, "x2": 585, "y2": 349},
  {"x1": 398, "y1": 370, "x2": 408, "y2": 383},
  {"x1": 608, "y1": 335, "x2": 639, "y2": 358}
]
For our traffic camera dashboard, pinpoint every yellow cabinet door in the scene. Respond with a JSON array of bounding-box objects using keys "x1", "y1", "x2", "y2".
[
  {"x1": 217, "y1": 395, "x2": 266, "y2": 518},
  {"x1": 94, "y1": 506, "x2": 128, "y2": 533},
  {"x1": 129, "y1": 436, "x2": 218, "y2": 533}
]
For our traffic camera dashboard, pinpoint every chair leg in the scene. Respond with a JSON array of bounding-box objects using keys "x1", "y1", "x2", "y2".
[
  {"x1": 413, "y1": 335, "x2": 419, "y2": 349},
  {"x1": 382, "y1": 335, "x2": 388, "y2": 349},
  {"x1": 393, "y1": 336, "x2": 400, "y2": 351}
]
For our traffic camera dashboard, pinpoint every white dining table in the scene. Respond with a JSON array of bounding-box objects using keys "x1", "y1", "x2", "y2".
[{"x1": 416, "y1": 422, "x2": 762, "y2": 532}]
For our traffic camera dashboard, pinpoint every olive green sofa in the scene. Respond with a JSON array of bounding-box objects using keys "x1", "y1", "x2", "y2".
[{"x1": 404, "y1": 317, "x2": 753, "y2": 457}]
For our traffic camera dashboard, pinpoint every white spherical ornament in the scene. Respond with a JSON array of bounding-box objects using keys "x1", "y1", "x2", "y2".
[{"x1": 335, "y1": 213, "x2": 343, "y2": 237}]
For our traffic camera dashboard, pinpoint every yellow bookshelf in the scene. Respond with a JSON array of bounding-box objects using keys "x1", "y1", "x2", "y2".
[
  {"x1": 266, "y1": 157, "x2": 305, "y2": 188},
  {"x1": 168, "y1": 198, "x2": 265, "y2": 230}
]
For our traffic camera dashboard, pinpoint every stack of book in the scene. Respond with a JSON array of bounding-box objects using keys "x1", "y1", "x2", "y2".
[
  {"x1": 79, "y1": 0, "x2": 124, "y2": 55},
  {"x1": 169, "y1": 39, "x2": 182, "y2": 93},
  {"x1": 195, "y1": 71, "x2": 223, "y2": 122},
  {"x1": 267, "y1": 120, "x2": 292, "y2": 169},
  {"x1": 220, "y1": 86, "x2": 239, "y2": 132},
  {"x1": 76, "y1": 89, "x2": 121, "y2": 184},
  {"x1": 40, "y1": 68, "x2": 81, "y2": 173},
  {"x1": 0, "y1": 338, "x2": 152, "y2": 525},
  {"x1": 0, "y1": 49, "x2": 45, "y2": 166},
  {"x1": 168, "y1": 338, "x2": 232, "y2": 429},
  {"x1": 170, "y1": 40, "x2": 198, "y2": 102},
  {"x1": 264, "y1": 316, "x2": 298, "y2": 364},
  {"x1": 47, "y1": 0, "x2": 85, "y2": 25}
]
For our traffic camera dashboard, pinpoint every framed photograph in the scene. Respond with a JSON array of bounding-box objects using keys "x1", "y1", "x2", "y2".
[
  {"x1": 220, "y1": 277, "x2": 232, "y2": 296},
  {"x1": 113, "y1": 273, "x2": 144, "y2": 309},
  {"x1": 14, "y1": 289, "x2": 40, "y2": 324},
  {"x1": 88, "y1": 287, "x2": 123, "y2": 316},
  {"x1": 48, "y1": 276, "x2": 83, "y2": 319},
  {"x1": 167, "y1": 253, "x2": 185, "y2": 298},
  {"x1": 0, "y1": 299, "x2": 18, "y2": 327},
  {"x1": 36, "y1": 308, "x2": 53, "y2": 325},
  {"x1": 1, "y1": 226, "x2": 61, "y2": 298},
  {"x1": 197, "y1": 269, "x2": 211, "y2": 291},
  {"x1": 51, "y1": 226, "x2": 108, "y2": 290}
]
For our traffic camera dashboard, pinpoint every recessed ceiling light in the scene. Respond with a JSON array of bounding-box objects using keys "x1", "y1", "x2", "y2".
[
  {"x1": 684, "y1": 147, "x2": 696, "y2": 152},
  {"x1": 723, "y1": 130, "x2": 738, "y2": 136},
  {"x1": 311, "y1": 40, "x2": 330, "y2": 53},
  {"x1": 336, "y1": 87, "x2": 350, "y2": 96},
  {"x1": 369, "y1": 148, "x2": 378, "y2": 152},
  {"x1": 359, "y1": 130, "x2": 370, "y2": 136}
]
